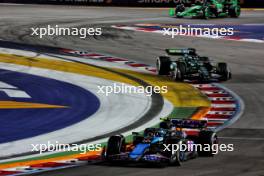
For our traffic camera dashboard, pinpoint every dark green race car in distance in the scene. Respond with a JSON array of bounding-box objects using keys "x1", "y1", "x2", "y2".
[
  {"x1": 156, "y1": 48, "x2": 232, "y2": 82},
  {"x1": 169, "y1": 0, "x2": 241, "y2": 19}
]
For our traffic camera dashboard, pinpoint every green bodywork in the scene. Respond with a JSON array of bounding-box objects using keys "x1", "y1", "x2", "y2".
[
  {"x1": 166, "y1": 49, "x2": 211, "y2": 80},
  {"x1": 169, "y1": 0, "x2": 240, "y2": 19}
]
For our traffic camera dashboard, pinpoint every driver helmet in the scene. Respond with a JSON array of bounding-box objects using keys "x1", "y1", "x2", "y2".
[{"x1": 146, "y1": 131, "x2": 155, "y2": 138}]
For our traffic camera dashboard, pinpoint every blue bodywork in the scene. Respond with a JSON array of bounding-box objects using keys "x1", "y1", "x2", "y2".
[
  {"x1": 129, "y1": 143, "x2": 150, "y2": 160},
  {"x1": 129, "y1": 137, "x2": 164, "y2": 161}
]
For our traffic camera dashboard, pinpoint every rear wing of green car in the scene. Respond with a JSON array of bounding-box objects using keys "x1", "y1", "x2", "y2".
[{"x1": 165, "y1": 48, "x2": 196, "y2": 56}]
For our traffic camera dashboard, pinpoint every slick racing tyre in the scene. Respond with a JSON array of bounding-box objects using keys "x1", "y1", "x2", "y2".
[
  {"x1": 164, "y1": 137, "x2": 185, "y2": 166},
  {"x1": 198, "y1": 131, "x2": 218, "y2": 157},
  {"x1": 156, "y1": 56, "x2": 171, "y2": 75},
  {"x1": 217, "y1": 63, "x2": 231, "y2": 81},
  {"x1": 173, "y1": 62, "x2": 186, "y2": 81},
  {"x1": 175, "y1": 4, "x2": 185, "y2": 18},
  {"x1": 106, "y1": 135, "x2": 126, "y2": 160},
  {"x1": 211, "y1": 7, "x2": 219, "y2": 17},
  {"x1": 229, "y1": 5, "x2": 240, "y2": 18}
]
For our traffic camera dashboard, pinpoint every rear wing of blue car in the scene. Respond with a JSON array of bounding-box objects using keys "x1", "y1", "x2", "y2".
[
  {"x1": 161, "y1": 118, "x2": 207, "y2": 129},
  {"x1": 165, "y1": 48, "x2": 196, "y2": 56}
]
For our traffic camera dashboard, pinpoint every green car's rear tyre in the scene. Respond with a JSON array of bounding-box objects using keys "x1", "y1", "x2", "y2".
[
  {"x1": 175, "y1": 4, "x2": 185, "y2": 18},
  {"x1": 229, "y1": 6, "x2": 241, "y2": 17},
  {"x1": 156, "y1": 56, "x2": 171, "y2": 75}
]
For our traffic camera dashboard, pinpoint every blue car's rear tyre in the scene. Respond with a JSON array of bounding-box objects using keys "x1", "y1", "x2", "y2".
[{"x1": 198, "y1": 131, "x2": 218, "y2": 157}]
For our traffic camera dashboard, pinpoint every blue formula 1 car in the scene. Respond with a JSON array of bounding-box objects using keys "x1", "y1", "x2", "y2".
[{"x1": 102, "y1": 119, "x2": 218, "y2": 166}]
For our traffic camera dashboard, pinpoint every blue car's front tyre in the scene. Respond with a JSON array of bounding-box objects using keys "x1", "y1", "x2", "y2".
[
  {"x1": 169, "y1": 150, "x2": 181, "y2": 166},
  {"x1": 105, "y1": 135, "x2": 126, "y2": 161}
]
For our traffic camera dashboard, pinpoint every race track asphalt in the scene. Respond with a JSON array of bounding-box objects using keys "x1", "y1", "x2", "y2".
[{"x1": 0, "y1": 4, "x2": 263, "y2": 176}]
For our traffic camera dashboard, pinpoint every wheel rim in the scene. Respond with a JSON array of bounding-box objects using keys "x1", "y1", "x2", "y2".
[
  {"x1": 179, "y1": 151, "x2": 185, "y2": 161},
  {"x1": 156, "y1": 59, "x2": 161, "y2": 72},
  {"x1": 171, "y1": 154, "x2": 177, "y2": 163},
  {"x1": 213, "y1": 136, "x2": 218, "y2": 145},
  {"x1": 177, "y1": 69, "x2": 182, "y2": 80},
  {"x1": 236, "y1": 7, "x2": 241, "y2": 16},
  {"x1": 173, "y1": 68, "x2": 178, "y2": 80},
  {"x1": 204, "y1": 7, "x2": 209, "y2": 19}
]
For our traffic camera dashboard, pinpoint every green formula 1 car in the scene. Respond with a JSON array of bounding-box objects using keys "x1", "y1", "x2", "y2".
[
  {"x1": 156, "y1": 48, "x2": 231, "y2": 82},
  {"x1": 169, "y1": 0, "x2": 240, "y2": 19}
]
